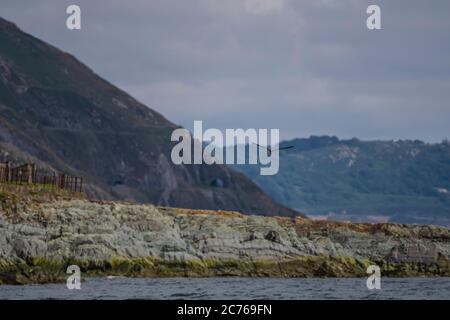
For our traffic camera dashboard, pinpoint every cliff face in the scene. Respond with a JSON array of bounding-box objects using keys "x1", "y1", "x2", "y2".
[
  {"x1": 0, "y1": 17, "x2": 295, "y2": 217},
  {"x1": 0, "y1": 193, "x2": 449, "y2": 284}
]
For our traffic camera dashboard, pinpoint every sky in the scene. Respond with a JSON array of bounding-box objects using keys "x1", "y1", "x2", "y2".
[{"x1": 1, "y1": 0, "x2": 450, "y2": 142}]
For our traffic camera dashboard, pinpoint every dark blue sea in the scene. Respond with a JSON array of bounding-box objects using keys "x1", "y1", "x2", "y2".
[{"x1": 1, "y1": 277, "x2": 449, "y2": 300}]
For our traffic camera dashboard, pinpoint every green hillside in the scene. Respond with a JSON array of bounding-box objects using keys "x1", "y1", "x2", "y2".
[{"x1": 232, "y1": 136, "x2": 450, "y2": 226}]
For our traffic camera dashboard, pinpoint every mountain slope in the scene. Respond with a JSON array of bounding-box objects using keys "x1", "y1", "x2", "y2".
[
  {"x1": 232, "y1": 136, "x2": 450, "y2": 225},
  {"x1": 0, "y1": 17, "x2": 296, "y2": 217}
]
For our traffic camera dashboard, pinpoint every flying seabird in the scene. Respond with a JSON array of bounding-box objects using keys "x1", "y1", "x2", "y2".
[{"x1": 253, "y1": 143, "x2": 294, "y2": 156}]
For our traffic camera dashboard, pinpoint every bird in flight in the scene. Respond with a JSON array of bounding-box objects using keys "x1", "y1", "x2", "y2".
[{"x1": 253, "y1": 143, "x2": 294, "y2": 156}]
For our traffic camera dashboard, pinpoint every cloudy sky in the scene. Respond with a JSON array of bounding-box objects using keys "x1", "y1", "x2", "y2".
[{"x1": 2, "y1": 0, "x2": 450, "y2": 142}]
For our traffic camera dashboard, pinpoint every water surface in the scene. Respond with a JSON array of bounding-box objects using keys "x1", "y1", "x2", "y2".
[{"x1": 1, "y1": 277, "x2": 449, "y2": 300}]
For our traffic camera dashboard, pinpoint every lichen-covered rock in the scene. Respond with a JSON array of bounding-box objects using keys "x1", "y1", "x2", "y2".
[{"x1": 0, "y1": 199, "x2": 449, "y2": 284}]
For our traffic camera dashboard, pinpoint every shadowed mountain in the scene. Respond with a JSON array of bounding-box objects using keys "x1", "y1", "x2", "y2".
[{"x1": 0, "y1": 17, "x2": 297, "y2": 217}]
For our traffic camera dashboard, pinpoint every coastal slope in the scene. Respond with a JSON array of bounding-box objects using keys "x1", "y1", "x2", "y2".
[{"x1": 0, "y1": 16, "x2": 295, "y2": 217}]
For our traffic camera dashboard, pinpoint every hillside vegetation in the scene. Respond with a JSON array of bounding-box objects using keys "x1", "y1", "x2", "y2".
[{"x1": 232, "y1": 136, "x2": 450, "y2": 226}]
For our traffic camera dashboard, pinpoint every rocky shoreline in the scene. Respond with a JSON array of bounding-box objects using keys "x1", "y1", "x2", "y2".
[{"x1": 0, "y1": 190, "x2": 449, "y2": 284}]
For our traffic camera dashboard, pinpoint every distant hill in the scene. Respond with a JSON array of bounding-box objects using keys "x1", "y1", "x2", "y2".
[
  {"x1": 0, "y1": 17, "x2": 296, "y2": 217},
  {"x1": 231, "y1": 136, "x2": 450, "y2": 225}
]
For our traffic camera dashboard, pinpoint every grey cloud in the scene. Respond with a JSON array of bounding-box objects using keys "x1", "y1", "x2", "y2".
[{"x1": 1, "y1": 0, "x2": 449, "y2": 141}]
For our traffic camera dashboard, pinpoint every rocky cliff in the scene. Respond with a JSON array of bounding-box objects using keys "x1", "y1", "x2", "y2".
[{"x1": 1, "y1": 188, "x2": 449, "y2": 284}]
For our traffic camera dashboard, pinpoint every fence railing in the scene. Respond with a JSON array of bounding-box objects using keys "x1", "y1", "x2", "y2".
[{"x1": 0, "y1": 162, "x2": 83, "y2": 192}]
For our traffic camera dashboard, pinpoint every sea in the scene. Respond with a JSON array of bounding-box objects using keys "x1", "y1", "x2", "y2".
[{"x1": 1, "y1": 277, "x2": 449, "y2": 300}]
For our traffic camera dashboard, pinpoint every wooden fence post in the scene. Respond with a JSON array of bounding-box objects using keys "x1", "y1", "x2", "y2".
[
  {"x1": 26, "y1": 164, "x2": 33, "y2": 184},
  {"x1": 30, "y1": 163, "x2": 36, "y2": 184},
  {"x1": 59, "y1": 174, "x2": 66, "y2": 189},
  {"x1": 6, "y1": 161, "x2": 11, "y2": 182}
]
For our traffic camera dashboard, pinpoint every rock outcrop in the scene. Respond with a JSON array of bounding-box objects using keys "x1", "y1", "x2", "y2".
[{"x1": 0, "y1": 190, "x2": 449, "y2": 284}]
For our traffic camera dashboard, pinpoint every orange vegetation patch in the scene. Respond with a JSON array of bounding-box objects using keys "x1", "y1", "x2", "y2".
[
  {"x1": 275, "y1": 216, "x2": 377, "y2": 234},
  {"x1": 305, "y1": 220, "x2": 376, "y2": 234},
  {"x1": 276, "y1": 216, "x2": 442, "y2": 238},
  {"x1": 172, "y1": 207, "x2": 243, "y2": 218}
]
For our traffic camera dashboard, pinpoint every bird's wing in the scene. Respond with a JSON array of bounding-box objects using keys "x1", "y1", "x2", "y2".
[
  {"x1": 252, "y1": 142, "x2": 269, "y2": 150},
  {"x1": 279, "y1": 146, "x2": 295, "y2": 150},
  {"x1": 272, "y1": 146, "x2": 295, "y2": 151}
]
